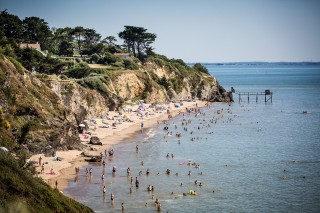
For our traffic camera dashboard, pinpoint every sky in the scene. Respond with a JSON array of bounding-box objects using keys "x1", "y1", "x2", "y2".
[{"x1": 1, "y1": 0, "x2": 320, "y2": 63}]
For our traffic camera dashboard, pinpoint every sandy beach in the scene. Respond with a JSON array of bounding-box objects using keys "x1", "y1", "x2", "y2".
[{"x1": 30, "y1": 100, "x2": 207, "y2": 191}]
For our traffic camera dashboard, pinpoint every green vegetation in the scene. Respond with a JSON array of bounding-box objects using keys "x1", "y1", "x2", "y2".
[
  {"x1": 118, "y1": 26, "x2": 156, "y2": 60},
  {"x1": 193, "y1": 63, "x2": 209, "y2": 74},
  {"x1": 0, "y1": 151, "x2": 93, "y2": 213}
]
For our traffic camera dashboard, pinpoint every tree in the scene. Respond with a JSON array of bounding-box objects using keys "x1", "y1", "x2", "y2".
[
  {"x1": 118, "y1": 26, "x2": 156, "y2": 59},
  {"x1": 22, "y1": 16, "x2": 52, "y2": 50},
  {"x1": 58, "y1": 41, "x2": 73, "y2": 56},
  {"x1": 52, "y1": 27, "x2": 73, "y2": 54},
  {"x1": 0, "y1": 10, "x2": 24, "y2": 42},
  {"x1": 82, "y1": 28, "x2": 101, "y2": 55},
  {"x1": 83, "y1": 28, "x2": 101, "y2": 46},
  {"x1": 102, "y1": 36, "x2": 117, "y2": 46},
  {"x1": 71, "y1": 26, "x2": 85, "y2": 56}
]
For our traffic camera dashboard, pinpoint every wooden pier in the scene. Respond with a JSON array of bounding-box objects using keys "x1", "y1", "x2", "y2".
[{"x1": 231, "y1": 87, "x2": 273, "y2": 103}]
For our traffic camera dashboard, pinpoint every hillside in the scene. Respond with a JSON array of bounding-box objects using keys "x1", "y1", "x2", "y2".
[
  {"x1": 0, "y1": 150, "x2": 93, "y2": 213},
  {"x1": 0, "y1": 53, "x2": 232, "y2": 155}
]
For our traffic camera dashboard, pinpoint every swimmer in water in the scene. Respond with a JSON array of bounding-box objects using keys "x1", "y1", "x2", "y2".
[{"x1": 111, "y1": 193, "x2": 114, "y2": 201}]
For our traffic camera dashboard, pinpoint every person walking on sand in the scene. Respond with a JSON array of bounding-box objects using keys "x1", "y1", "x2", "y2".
[
  {"x1": 55, "y1": 179, "x2": 58, "y2": 189},
  {"x1": 41, "y1": 164, "x2": 44, "y2": 174},
  {"x1": 38, "y1": 156, "x2": 42, "y2": 165}
]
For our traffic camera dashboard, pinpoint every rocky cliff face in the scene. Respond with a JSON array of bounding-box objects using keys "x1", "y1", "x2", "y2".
[{"x1": 0, "y1": 56, "x2": 232, "y2": 154}]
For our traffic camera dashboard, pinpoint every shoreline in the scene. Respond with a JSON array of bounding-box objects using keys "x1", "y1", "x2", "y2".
[{"x1": 30, "y1": 100, "x2": 208, "y2": 191}]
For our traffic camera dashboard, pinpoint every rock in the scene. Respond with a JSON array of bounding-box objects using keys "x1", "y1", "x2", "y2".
[
  {"x1": 88, "y1": 136, "x2": 102, "y2": 145},
  {"x1": 85, "y1": 156, "x2": 102, "y2": 162}
]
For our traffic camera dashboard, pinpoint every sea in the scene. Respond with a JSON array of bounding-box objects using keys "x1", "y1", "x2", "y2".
[{"x1": 64, "y1": 63, "x2": 320, "y2": 213}]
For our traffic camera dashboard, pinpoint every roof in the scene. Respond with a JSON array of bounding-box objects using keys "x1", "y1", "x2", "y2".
[{"x1": 19, "y1": 42, "x2": 41, "y2": 50}]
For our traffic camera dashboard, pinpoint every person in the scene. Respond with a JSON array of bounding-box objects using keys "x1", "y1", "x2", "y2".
[
  {"x1": 136, "y1": 145, "x2": 139, "y2": 152},
  {"x1": 38, "y1": 156, "x2": 42, "y2": 165},
  {"x1": 50, "y1": 168, "x2": 54, "y2": 175},
  {"x1": 55, "y1": 179, "x2": 58, "y2": 188},
  {"x1": 194, "y1": 180, "x2": 198, "y2": 185},
  {"x1": 41, "y1": 164, "x2": 44, "y2": 174},
  {"x1": 112, "y1": 166, "x2": 116, "y2": 173},
  {"x1": 101, "y1": 174, "x2": 105, "y2": 180},
  {"x1": 135, "y1": 177, "x2": 139, "y2": 188},
  {"x1": 121, "y1": 203, "x2": 125, "y2": 211},
  {"x1": 146, "y1": 169, "x2": 150, "y2": 175},
  {"x1": 166, "y1": 169, "x2": 170, "y2": 175},
  {"x1": 127, "y1": 167, "x2": 131, "y2": 176},
  {"x1": 111, "y1": 193, "x2": 114, "y2": 201},
  {"x1": 103, "y1": 186, "x2": 106, "y2": 194},
  {"x1": 155, "y1": 198, "x2": 159, "y2": 206},
  {"x1": 130, "y1": 176, "x2": 133, "y2": 184},
  {"x1": 188, "y1": 171, "x2": 191, "y2": 176},
  {"x1": 141, "y1": 161, "x2": 144, "y2": 166}
]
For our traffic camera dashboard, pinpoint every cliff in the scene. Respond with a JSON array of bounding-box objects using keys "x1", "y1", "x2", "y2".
[{"x1": 0, "y1": 55, "x2": 232, "y2": 155}]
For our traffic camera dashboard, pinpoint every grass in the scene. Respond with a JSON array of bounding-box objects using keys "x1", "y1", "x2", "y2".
[{"x1": 88, "y1": 64, "x2": 113, "y2": 69}]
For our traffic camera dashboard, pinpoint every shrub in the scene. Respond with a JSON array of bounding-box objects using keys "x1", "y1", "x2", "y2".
[
  {"x1": 123, "y1": 59, "x2": 138, "y2": 70},
  {"x1": 99, "y1": 52, "x2": 119, "y2": 65},
  {"x1": 8, "y1": 57, "x2": 24, "y2": 74},
  {"x1": 193, "y1": 63, "x2": 209, "y2": 74},
  {"x1": 90, "y1": 53, "x2": 100, "y2": 63}
]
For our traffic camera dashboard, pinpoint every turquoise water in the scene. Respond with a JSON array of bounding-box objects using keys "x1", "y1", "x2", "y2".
[{"x1": 65, "y1": 64, "x2": 320, "y2": 212}]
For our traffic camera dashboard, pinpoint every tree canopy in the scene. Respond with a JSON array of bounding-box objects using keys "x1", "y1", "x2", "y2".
[{"x1": 118, "y1": 26, "x2": 156, "y2": 59}]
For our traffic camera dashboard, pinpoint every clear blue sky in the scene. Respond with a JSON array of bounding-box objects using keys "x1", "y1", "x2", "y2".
[{"x1": 1, "y1": 0, "x2": 320, "y2": 62}]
